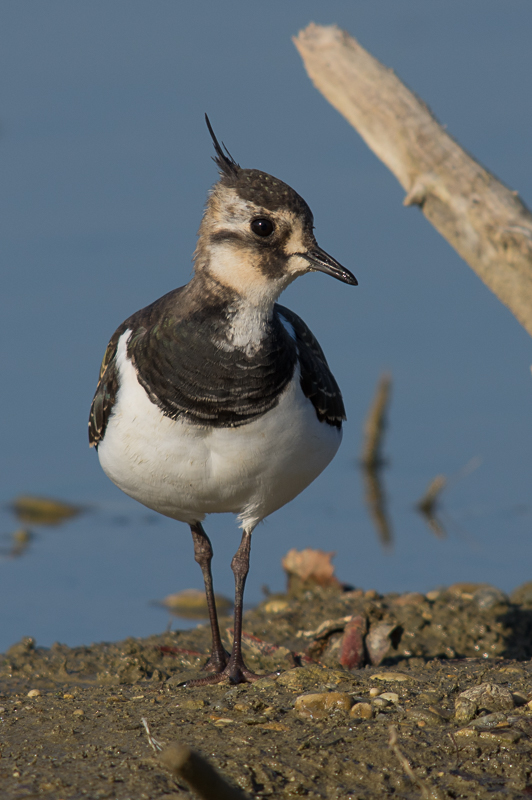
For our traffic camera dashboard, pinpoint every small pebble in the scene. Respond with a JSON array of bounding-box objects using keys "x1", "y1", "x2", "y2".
[
  {"x1": 73, "y1": 709, "x2": 84, "y2": 717},
  {"x1": 392, "y1": 592, "x2": 425, "y2": 607},
  {"x1": 178, "y1": 698, "x2": 206, "y2": 710},
  {"x1": 350, "y1": 702, "x2": 373, "y2": 720},
  {"x1": 406, "y1": 707, "x2": 446, "y2": 727},
  {"x1": 369, "y1": 687, "x2": 381, "y2": 698},
  {"x1": 27, "y1": 689, "x2": 41, "y2": 698},
  {"x1": 454, "y1": 727, "x2": 478, "y2": 739},
  {"x1": 379, "y1": 692, "x2": 399, "y2": 704},
  {"x1": 472, "y1": 586, "x2": 508, "y2": 610},
  {"x1": 467, "y1": 712, "x2": 508, "y2": 730},
  {"x1": 448, "y1": 582, "x2": 485, "y2": 599},
  {"x1": 277, "y1": 666, "x2": 345, "y2": 691},
  {"x1": 371, "y1": 672, "x2": 410, "y2": 682},
  {"x1": 454, "y1": 683, "x2": 514, "y2": 723},
  {"x1": 263, "y1": 598, "x2": 289, "y2": 613},
  {"x1": 479, "y1": 729, "x2": 521, "y2": 744},
  {"x1": 294, "y1": 692, "x2": 353, "y2": 720}
]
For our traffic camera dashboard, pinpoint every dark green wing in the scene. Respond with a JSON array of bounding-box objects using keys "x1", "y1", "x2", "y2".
[
  {"x1": 88, "y1": 322, "x2": 128, "y2": 447},
  {"x1": 276, "y1": 304, "x2": 346, "y2": 428}
]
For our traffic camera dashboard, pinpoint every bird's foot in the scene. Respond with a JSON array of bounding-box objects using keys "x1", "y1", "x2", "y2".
[
  {"x1": 187, "y1": 655, "x2": 274, "y2": 686},
  {"x1": 201, "y1": 649, "x2": 230, "y2": 674}
]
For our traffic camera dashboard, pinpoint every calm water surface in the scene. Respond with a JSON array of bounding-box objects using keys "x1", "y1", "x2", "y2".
[{"x1": 2, "y1": 2, "x2": 532, "y2": 652}]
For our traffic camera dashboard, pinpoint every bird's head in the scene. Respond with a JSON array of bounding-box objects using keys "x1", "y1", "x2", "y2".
[{"x1": 194, "y1": 116, "x2": 357, "y2": 308}]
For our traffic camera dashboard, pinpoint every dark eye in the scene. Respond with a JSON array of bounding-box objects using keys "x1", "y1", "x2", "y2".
[{"x1": 250, "y1": 218, "x2": 274, "y2": 237}]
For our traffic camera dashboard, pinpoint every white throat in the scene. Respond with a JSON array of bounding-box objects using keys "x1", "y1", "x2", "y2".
[{"x1": 221, "y1": 301, "x2": 271, "y2": 356}]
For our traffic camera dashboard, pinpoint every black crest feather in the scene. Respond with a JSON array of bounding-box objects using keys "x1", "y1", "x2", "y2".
[{"x1": 205, "y1": 114, "x2": 240, "y2": 181}]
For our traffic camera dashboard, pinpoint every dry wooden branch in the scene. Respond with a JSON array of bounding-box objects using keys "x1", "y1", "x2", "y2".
[
  {"x1": 159, "y1": 743, "x2": 251, "y2": 800},
  {"x1": 294, "y1": 24, "x2": 532, "y2": 337}
]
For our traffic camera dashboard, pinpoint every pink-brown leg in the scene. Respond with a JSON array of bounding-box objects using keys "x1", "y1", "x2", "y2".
[
  {"x1": 188, "y1": 529, "x2": 265, "y2": 686},
  {"x1": 189, "y1": 522, "x2": 229, "y2": 673}
]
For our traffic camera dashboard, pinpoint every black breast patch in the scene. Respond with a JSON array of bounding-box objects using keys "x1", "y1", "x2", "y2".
[
  {"x1": 89, "y1": 287, "x2": 345, "y2": 446},
  {"x1": 126, "y1": 292, "x2": 298, "y2": 429}
]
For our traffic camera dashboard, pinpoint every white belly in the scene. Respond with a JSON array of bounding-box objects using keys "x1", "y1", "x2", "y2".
[{"x1": 97, "y1": 332, "x2": 342, "y2": 531}]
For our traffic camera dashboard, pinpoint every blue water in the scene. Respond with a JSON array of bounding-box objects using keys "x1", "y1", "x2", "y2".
[{"x1": 2, "y1": 1, "x2": 532, "y2": 652}]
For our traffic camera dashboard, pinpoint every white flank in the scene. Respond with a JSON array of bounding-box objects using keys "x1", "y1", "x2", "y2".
[{"x1": 97, "y1": 331, "x2": 341, "y2": 532}]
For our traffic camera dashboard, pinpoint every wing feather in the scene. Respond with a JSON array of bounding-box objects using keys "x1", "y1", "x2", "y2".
[
  {"x1": 276, "y1": 304, "x2": 346, "y2": 428},
  {"x1": 88, "y1": 323, "x2": 128, "y2": 447}
]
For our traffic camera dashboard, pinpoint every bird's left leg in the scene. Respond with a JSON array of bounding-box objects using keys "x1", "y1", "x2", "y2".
[{"x1": 190, "y1": 522, "x2": 229, "y2": 673}]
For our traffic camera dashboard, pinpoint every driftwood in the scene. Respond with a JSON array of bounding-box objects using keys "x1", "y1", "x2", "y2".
[{"x1": 294, "y1": 24, "x2": 532, "y2": 338}]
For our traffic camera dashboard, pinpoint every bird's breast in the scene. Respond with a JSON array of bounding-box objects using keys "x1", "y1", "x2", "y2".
[{"x1": 97, "y1": 331, "x2": 341, "y2": 528}]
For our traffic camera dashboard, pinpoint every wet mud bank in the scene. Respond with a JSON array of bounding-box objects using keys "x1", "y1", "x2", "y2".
[{"x1": 3, "y1": 581, "x2": 532, "y2": 799}]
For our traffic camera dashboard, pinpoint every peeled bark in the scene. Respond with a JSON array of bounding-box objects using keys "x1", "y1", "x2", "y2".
[{"x1": 294, "y1": 24, "x2": 532, "y2": 337}]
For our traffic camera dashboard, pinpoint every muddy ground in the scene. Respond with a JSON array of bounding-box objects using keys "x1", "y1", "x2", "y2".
[{"x1": 3, "y1": 580, "x2": 532, "y2": 799}]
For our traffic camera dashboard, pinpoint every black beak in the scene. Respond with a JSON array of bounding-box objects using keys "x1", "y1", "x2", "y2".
[{"x1": 301, "y1": 246, "x2": 358, "y2": 286}]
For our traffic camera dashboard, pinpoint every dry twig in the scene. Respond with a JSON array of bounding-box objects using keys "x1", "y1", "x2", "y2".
[
  {"x1": 388, "y1": 726, "x2": 433, "y2": 799},
  {"x1": 159, "y1": 743, "x2": 251, "y2": 800}
]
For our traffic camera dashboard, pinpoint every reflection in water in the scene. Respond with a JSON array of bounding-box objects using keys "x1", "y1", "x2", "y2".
[
  {"x1": 416, "y1": 475, "x2": 448, "y2": 539},
  {"x1": 362, "y1": 463, "x2": 393, "y2": 548},
  {"x1": 361, "y1": 373, "x2": 392, "y2": 470},
  {"x1": 0, "y1": 528, "x2": 35, "y2": 560},
  {"x1": 360, "y1": 373, "x2": 393, "y2": 548},
  {"x1": 415, "y1": 459, "x2": 482, "y2": 539},
  {"x1": 12, "y1": 495, "x2": 81, "y2": 526},
  {"x1": 1, "y1": 495, "x2": 83, "y2": 560},
  {"x1": 418, "y1": 507, "x2": 447, "y2": 539},
  {"x1": 155, "y1": 588, "x2": 233, "y2": 621}
]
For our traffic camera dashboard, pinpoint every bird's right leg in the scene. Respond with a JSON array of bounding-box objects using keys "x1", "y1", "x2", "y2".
[{"x1": 190, "y1": 522, "x2": 229, "y2": 672}]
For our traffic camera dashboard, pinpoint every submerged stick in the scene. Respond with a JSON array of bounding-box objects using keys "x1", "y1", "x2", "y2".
[
  {"x1": 294, "y1": 24, "x2": 532, "y2": 338},
  {"x1": 159, "y1": 744, "x2": 251, "y2": 800}
]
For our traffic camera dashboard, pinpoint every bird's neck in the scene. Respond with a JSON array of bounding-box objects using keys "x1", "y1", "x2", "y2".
[{"x1": 185, "y1": 270, "x2": 276, "y2": 357}]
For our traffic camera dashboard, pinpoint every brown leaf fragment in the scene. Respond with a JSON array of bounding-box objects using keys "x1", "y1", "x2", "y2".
[{"x1": 282, "y1": 548, "x2": 341, "y2": 591}]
